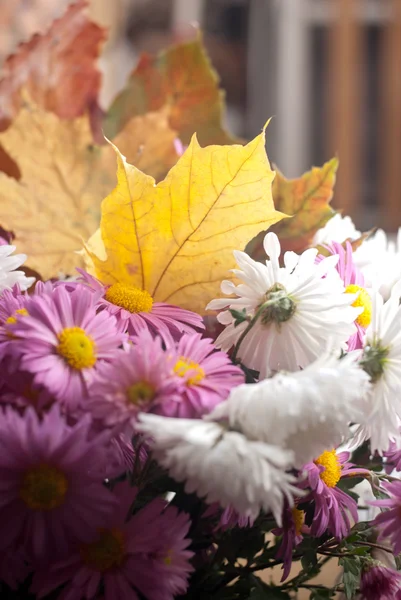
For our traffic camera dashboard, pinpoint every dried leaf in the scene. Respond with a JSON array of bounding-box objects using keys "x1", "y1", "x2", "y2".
[
  {"x1": 0, "y1": 0, "x2": 106, "y2": 131},
  {"x1": 104, "y1": 34, "x2": 235, "y2": 146},
  {"x1": 86, "y1": 130, "x2": 284, "y2": 314},
  {"x1": 112, "y1": 109, "x2": 180, "y2": 183},
  {"x1": 0, "y1": 98, "x2": 116, "y2": 278},
  {"x1": 247, "y1": 159, "x2": 338, "y2": 260},
  {"x1": 0, "y1": 98, "x2": 192, "y2": 278}
]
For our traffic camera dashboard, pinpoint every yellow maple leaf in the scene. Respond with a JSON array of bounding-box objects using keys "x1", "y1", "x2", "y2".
[
  {"x1": 86, "y1": 130, "x2": 285, "y2": 314},
  {"x1": 0, "y1": 98, "x2": 180, "y2": 278}
]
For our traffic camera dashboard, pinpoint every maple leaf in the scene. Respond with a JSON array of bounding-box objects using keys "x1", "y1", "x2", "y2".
[
  {"x1": 247, "y1": 158, "x2": 338, "y2": 260},
  {"x1": 0, "y1": 98, "x2": 115, "y2": 278},
  {"x1": 86, "y1": 129, "x2": 285, "y2": 315},
  {"x1": 113, "y1": 109, "x2": 180, "y2": 183},
  {"x1": 0, "y1": 97, "x2": 181, "y2": 278},
  {"x1": 104, "y1": 34, "x2": 235, "y2": 147},
  {"x1": 0, "y1": 0, "x2": 105, "y2": 130}
]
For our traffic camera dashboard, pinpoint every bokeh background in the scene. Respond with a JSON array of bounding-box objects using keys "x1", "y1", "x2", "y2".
[
  {"x1": 1, "y1": 0, "x2": 400, "y2": 233},
  {"x1": 1, "y1": 1, "x2": 389, "y2": 596}
]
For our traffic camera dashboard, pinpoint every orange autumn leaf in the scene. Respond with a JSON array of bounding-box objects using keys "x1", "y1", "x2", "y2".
[
  {"x1": 104, "y1": 34, "x2": 235, "y2": 146},
  {"x1": 0, "y1": 0, "x2": 105, "y2": 131},
  {"x1": 86, "y1": 129, "x2": 284, "y2": 315},
  {"x1": 247, "y1": 158, "x2": 338, "y2": 260},
  {"x1": 0, "y1": 97, "x2": 182, "y2": 278}
]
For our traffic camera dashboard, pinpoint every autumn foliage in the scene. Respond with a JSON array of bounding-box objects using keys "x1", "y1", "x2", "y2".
[{"x1": 0, "y1": 0, "x2": 341, "y2": 304}]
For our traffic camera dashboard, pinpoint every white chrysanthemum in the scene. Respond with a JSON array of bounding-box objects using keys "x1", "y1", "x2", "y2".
[
  {"x1": 355, "y1": 285, "x2": 401, "y2": 453},
  {"x1": 313, "y1": 214, "x2": 361, "y2": 246},
  {"x1": 354, "y1": 229, "x2": 401, "y2": 300},
  {"x1": 136, "y1": 414, "x2": 299, "y2": 523},
  {"x1": 210, "y1": 352, "x2": 371, "y2": 467},
  {"x1": 206, "y1": 232, "x2": 360, "y2": 378},
  {"x1": 0, "y1": 245, "x2": 35, "y2": 292}
]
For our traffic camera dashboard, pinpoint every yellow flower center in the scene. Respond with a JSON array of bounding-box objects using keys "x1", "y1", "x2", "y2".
[
  {"x1": 57, "y1": 327, "x2": 96, "y2": 370},
  {"x1": 80, "y1": 528, "x2": 126, "y2": 572},
  {"x1": 174, "y1": 357, "x2": 205, "y2": 386},
  {"x1": 20, "y1": 464, "x2": 68, "y2": 510},
  {"x1": 291, "y1": 507, "x2": 305, "y2": 536},
  {"x1": 127, "y1": 381, "x2": 155, "y2": 406},
  {"x1": 105, "y1": 283, "x2": 153, "y2": 314},
  {"x1": 163, "y1": 550, "x2": 173, "y2": 566},
  {"x1": 314, "y1": 449, "x2": 342, "y2": 488},
  {"x1": 345, "y1": 284, "x2": 372, "y2": 328},
  {"x1": 5, "y1": 307, "x2": 29, "y2": 325}
]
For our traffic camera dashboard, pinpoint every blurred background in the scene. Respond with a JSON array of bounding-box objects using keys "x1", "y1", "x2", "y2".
[{"x1": 0, "y1": 0, "x2": 400, "y2": 232}]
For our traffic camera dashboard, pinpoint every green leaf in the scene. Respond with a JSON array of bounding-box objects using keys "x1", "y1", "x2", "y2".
[
  {"x1": 340, "y1": 556, "x2": 362, "y2": 599},
  {"x1": 301, "y1": 549, "x2": 318, "y2": 572}
]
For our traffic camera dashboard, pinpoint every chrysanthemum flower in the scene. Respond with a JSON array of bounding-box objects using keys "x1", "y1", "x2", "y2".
[
  {"x1": 0, "y1": 358, "x2": 54, "y2": 412},
  {"x1": 0, "y1": 546, "x2": 30, "y2": 590},
  {"x1": 210, "y1": 352, "x2": 370, "y2": 467},
  {"x1": 0, "y1": 245, "x2": 35, "y2": 292},
  {"x1": 77, "y1": 269, "x2": 204, "y2": 339},
  {"x1": 165, "y1": 332, "x2": 244, "y2": 418},
  {"x1": 355, "y1": 286, "x2": 401, "y2": 453},
  {"x1": 32, "y1": 483, "x2": 193, "y2": 600},
  {"x1": 371, "y1": 480, "x2": 401, "y2": 555},
  {"x1": 0, "y1": 406, "x2": 117, "y2": 562},
  {"x1": 86, "y1": 329, "x2": 181, "y2": 434},
  {"x1": 207, "y1": 232, "x2": 359, "y2": 378},
  {"x1": 273, "y1": 503, "x2": 306, "y2": 581},
  {"x1": 301, "y1": 450, "x2": 360, "y2": 539},
  {"x1": 0, "y1": 285, "x2": 29, "y2": 358},
  {"x1": 313, "y1": 214, "x2": 360, "y2": 246},
  {"x1": 360, "y1": 563, "x2": 401, "y2": 600},
  {"x1": 137, "y1": 414, "x2": 300, "y2": 523},
  {"x1": 354, "y1": 228, "x2": 401, "y2": 300},
  {"x1": 8, "y1": 284, "x2": 125, "y2": 410},
  {"x1": 319, "y1": 241, "x2": 371, "y2": 350}
]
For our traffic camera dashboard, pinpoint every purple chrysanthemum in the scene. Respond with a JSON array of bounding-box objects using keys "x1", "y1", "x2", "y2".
[
  {"x1": 301, "y1": 450, "x2": 362, "y2": 539},
  {"x1": 360, "y1": 563, "x2": 401, "y2": 600},
  {"x1": 77, "y1": 269, "x2": 204, "y2": 340},
  {"x1": 7, "y1": 284, "x2": 125, "y2": 411},
  {"x1": 273, "y1": 504, "x2": 306, "y2": 581},
  {"x1": 371, "y1": 480, "x2": 401, "y2": 555},
  {"x1": 163, "y1": 332, "x2": 244, "y2": 418},
  {"x1": 32, "y1": 483, "x2": 193, "y2": 600},
  {"x1": 0, "y1": 406, "x2": 117, "y2": 563},
  {"x1": 318, "y1": 241, "x2": 371, "y2": 350},
  {"x1": 86, "y1": 328, "x2": 181, "y2": 435}
]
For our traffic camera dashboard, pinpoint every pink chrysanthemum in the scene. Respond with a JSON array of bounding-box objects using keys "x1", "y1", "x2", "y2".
[
  {"x1": 318, "y1": 241, "x2": 371, "y2": 350},
  {"x1": 7, "y1": 284, "x2": 125, "y2": 411},
  {"x1": 301, "y1": 450, "x2": 363, "y2": 539},
  {"x1": 371, "y1": 480, "x2": 401, "y2": 555},
  {"x1": 383, "y1": 440, "x2": 401, "y2": 474},
  {"x1": 32, "y1": 483, "x2": 193, "y2": 600},
  {"x1": 203, "y1": 503, "x2": 251, "y2": 531},
  {"x1": 360, "y1": 563, "x2": 401, "y2": 600},
  {"x1": 273, "y1": 504, "x2": 306, "y2": 581},
  {"x1": 163, "y1": 332, "x2": 244, "y2": 418},
  {"x1": 0, "y1": 406, "x2": 117, "y2": 563},
  {"x1": 0, "y1": 357, "x2": 54, "y2": 412},
  {"x1": 0, "y1": 546, "x2": 30, "y2": 590},
  {"x1": 0, "y1": 285, "x2": 29, "y2": 358},
  {"x1": 86, "y1": 329, "x2": 181, "y2": 435},
  {"x1": 77, "y1": 269, "x2": 204, "y2": 339}
]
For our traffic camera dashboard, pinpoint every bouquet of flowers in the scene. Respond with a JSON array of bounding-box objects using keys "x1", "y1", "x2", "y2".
[{"x1": 1, "y1": 3, "x2": 401, "y2": 599}]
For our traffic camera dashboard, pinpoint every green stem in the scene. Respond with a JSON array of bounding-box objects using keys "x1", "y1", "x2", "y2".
[{"x1": 231, "y1": 299, "x2": 276, "y2": 363}]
